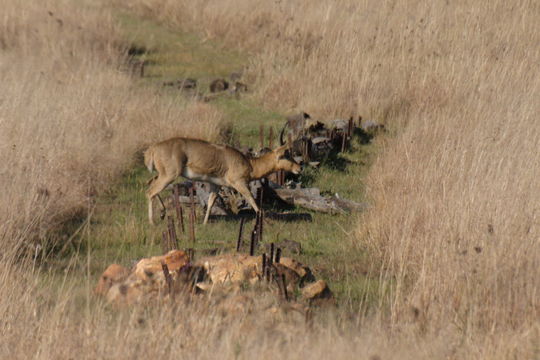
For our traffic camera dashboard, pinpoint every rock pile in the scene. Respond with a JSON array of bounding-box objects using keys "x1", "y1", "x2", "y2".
[{"x1": 95, "y1": 251, "x2": 333, "y2": 308}]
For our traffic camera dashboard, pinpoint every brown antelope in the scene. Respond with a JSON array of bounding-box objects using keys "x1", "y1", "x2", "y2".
[{"x1": 144, "y1": 137, "x2": 301, "y2": 225}]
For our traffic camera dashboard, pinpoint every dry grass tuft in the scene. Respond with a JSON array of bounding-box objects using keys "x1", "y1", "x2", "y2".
[
  {"x1": 112, "y1": 0, "x2": 540, "y2": 357},
  {"x1": 0, "y1": 0, "x2": 222, "y2": 254},
  {"x1": 1, "y1": 0, "x2": 538, "y2": 358}
]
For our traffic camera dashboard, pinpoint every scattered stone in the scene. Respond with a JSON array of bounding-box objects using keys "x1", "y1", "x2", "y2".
[
  {"x1": 274, "y1": 263, "x2": 302, "y2": 292},
  {"x1": 360, "y1": 119, "x2": 384, "y2": 133},
  {"x1": 106, "y1": 278, "x2": 147, "y2": 305},
  {"x1": 232, "y1": 81, "x2": 248, "y2": 93},
  {"x1": 280, "y1": 111, "x2": 312, "y2": 145},
  {"x1": 278, "y1": 256, "x2": 314, "y2": 282},
  {"x1": 229, "y1": 71, "x2": 243, "y2": 81},
  {"x1": 209, "y1": 78, "x2": 229, "y2": 92},
  {"x1": 195, "y1": 253, "x2": 260, "y2": 285},
  {"x1": 94, "y1": 264, "x2": 129, "y2": 296},
  {"x1": 133, "y1": 250, "x2": 190, "y2": 282},
  {"x1": 163, "y1": 78, "x2": 197, "y2": 90},
  {"x1": 301, "y1": 280, "x2": 334, "y2": 305},
  {"x1": 331, "y1": 118, "x2": 349, "y2": 131},
  {"x1": 96, "y1": 251, "x2": 329, "y2": 307}
]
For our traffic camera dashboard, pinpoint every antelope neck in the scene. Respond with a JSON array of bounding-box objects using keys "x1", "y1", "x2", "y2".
[{"x1": 249, "y1": 153, "x2": 277, "y2": 179}]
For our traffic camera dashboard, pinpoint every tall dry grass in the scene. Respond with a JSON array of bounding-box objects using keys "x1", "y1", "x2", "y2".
[
  {"x1": 0, "y1": 0, "x2": 222, "y2": 254},
  {"x1": 1, "y1": 0, "x2": 538, "y2": 358},
  {"x1": 113, "y1": 0, "x2": 539, "y2": 357}
]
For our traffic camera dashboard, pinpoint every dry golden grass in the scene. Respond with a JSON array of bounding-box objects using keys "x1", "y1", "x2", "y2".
[
  {"x1": 0, "y1": 0, "x2": 222, "y2": 253},
  {"x1": 115, "y1": 0, "x2": 540, "y2": 356},
  {"x1": 1, "y1": 0, "x2": 538, "y2": 358}
]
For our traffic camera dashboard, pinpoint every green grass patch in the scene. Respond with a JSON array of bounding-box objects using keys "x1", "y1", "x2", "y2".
[{"x1": 45, "y1": 10, "x2": 380, "y2": 308}]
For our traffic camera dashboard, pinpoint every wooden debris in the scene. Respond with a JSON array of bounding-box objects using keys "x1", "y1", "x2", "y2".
[{"x1": 273, "y1": 188, "x2": 368, "y2": 214}]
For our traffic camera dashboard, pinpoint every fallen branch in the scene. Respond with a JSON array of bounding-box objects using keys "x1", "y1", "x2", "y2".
[{"x1": 273, "y1": 188, "x2": 367, "y2": 214}]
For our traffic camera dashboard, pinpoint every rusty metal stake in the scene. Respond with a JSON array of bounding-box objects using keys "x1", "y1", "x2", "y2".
[
  {"x1": 256, "y1": 186, "x2": 264, "y2": 209},
  {"x1": 259, "y1": 124, "x2": 264, "y2": 149},
  {"x1": 275, "y1": 248, "x2": 282, "y2": 264},
  {"x1": 161, "y1": 231, "x2": 169, "y2": 255},
  {"x1": 267, "y1": 243, "x2": 274, "y2": 282},
  {"x1": 188, "y1": 185, "x2": 196, "y2": 245},
  {"x1": 341, "y1": 131, "x2": 347, "y2": 152},
  {"x1": 187, "y1": 248, "x2": 195, "y2": 262},
  {"x1": 305, "y1": 138, "x2": 311, "y2": 162},
  {"x1": 268, "y1": 127, "x2": 274, "y2": 149},
  {"x1": 189, "y1": 185, "x2": 197, "y2": 222},
  {"x1": 249, "y1": 228, "x2": 256, "y2": 256},
  {"x1": 161, "y1": 262, "x2": 173, "y2": 296},
  {"x1": 262, "y1": 253, "x2": 267, "y2": 280},
  {"x1": 280, "y1": 273, "x2": 289, "y2": 301},
  {"x1": 258, "y1": 210, "x2": 264, "y2": 245},
  {"x1": 236, "y1": 217, "x2": 245, "y2": 252},
  {"x1": 173, "y1": 184, "x2": 185, "y2": 233},
  {"x1": 275, "y1": 272, "x2": 289, "y2": 301},
  {"x1": 167, "y1": 216, "x2": 178, "y2": 250}
]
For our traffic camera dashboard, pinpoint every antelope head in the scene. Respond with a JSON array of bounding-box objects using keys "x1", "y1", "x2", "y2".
[
  {"x1": 272, "y1": 144, "x2": 302, "y2": 175},
  {"x1": 249, "y1": 143, "x2": 302, "y2": 179}
]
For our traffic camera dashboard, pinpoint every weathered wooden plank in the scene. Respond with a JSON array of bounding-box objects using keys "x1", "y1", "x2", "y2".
[{"x1": 273, "y1": 188, "x2": 367, "y2": 214}]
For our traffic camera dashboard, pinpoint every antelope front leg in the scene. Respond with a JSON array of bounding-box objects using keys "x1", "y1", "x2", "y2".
[
  {"x1": 203, "y1": 191, "x2": 218, "y2": 225},
  {"x1": 157, "y1": 194, "x2": 166, "y2": 220},
  {"x1": 232, "y1": 181, "x2": 260, "y2": 215},
  {"x1": 147, "y1": 194, "x2": 155, "y2": 226}
]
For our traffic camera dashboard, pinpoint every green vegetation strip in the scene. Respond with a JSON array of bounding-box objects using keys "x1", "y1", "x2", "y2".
[{"x1": 55, "y1": 11, "x2": 380, "y2": 310}]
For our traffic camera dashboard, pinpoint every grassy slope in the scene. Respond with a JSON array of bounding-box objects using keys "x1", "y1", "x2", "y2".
[{"x1": 56, "y1": 11, "x2": 379, "y2": 309}]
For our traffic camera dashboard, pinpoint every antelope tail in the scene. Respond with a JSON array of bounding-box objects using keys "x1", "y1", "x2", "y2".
[{"x1": 143, "y1": 147, "x2": 154, "y2": 172}]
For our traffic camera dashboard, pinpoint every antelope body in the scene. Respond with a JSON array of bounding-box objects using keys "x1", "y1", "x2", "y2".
[{"x1": 144, "y1": 137, "x2": 301, "y2": 225}]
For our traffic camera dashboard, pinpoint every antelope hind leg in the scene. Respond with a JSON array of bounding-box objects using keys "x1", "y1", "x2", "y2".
[
  {"x1": 146, "y1": 174, "x2": 176, "y2": 225},
  {"x1": 203, "y1": 191, "x2": 218, "y2": 224}
]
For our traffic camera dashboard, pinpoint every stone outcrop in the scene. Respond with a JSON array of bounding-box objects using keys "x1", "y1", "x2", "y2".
[
  {"x1": 301, "y1": 280, "x2": 334, "y2": 305},
  {"x1": 96, "y1": 251, "x2": 332, "y2": 308},
  {"x1": 96, "y1": 250, "x2": 190, "y2": 305},
  {"x1": 94, "y1": 263, "x2": 130, "y2": 296},
  {"x1": 133, "y1": 250, "x2": 190, "y2": 282}
]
